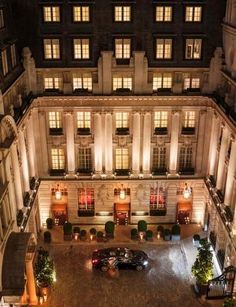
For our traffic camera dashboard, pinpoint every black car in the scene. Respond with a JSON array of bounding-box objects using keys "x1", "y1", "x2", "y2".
[{"x1": 92, "y1": 247, "x2": 149, "y2": 272}]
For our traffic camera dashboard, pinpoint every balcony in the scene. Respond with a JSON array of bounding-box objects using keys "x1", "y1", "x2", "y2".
[
  {"x1": 152, "y1": 168, "x2": 167, "y2": 176},
  {"x1": 73, "y1": 88, "x2": 91, "y2": 95},
  {"x1": 49, "y1": 128, "x2": 63, "y2": 136},
  {"x1": 116, "y1": 127, "x2": 129, "y2": 135},
  {"x1": 181, "y1": 127, "x2": 195, "y2": 135},
  {"x1": 77, "y1": 168, "x2": 92, "y2": 176},
  {"x1": 77, "y1": 128, "x2": 91, "y2": 135},
  {"x1": 49, "y1": 169, "x2": 66, "y2": 176},
  {"x1": 115, "y1": 169, "x2": 130, "y2": 176},
  {"x1": 154, "y1": 127, "x2": 168, "y2": 135},
  {"x1": 114, "y1": 88, "x2": 132, "y2": 95},
  {"x1": 179, "y1": 168, "x2": 195, "y2": 175}
]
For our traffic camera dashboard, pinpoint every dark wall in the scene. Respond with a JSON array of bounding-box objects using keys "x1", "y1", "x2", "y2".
[{"x1": 10, "y1": 0, "x2": 226, "y2": 69}]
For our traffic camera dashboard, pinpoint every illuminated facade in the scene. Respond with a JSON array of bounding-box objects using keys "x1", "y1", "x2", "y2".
[{"x1": 0, "y1": 0, "x2": 235, "y2": 305}]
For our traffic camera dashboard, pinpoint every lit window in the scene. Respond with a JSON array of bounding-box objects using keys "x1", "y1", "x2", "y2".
[
  {"x1": 49, "y1": 112, "x2": 62, "y2": 129},
  {"x1": 1, "y1": 49, "x2": 8, "y2": 76},
  {"x1": 116, "y1": 112, "x2": 129, "y2": 128},
  {"x1": 73, "y1": 6, "x2": 90, "y2": 22},
  {"x1": 10, "y1": 44, "x2": 17, "y2": 68},
  {"x1": 156, "y1": 39, "x2": 172, "y2": 59},
  {"x1": 185, "y1": 39, "x2": 202, "y2": 59},
  {"x1": 113, "y1": 77, "x2": 132, "y2": 91},
  {"x1": 150, "y1": 186, "x2": 166, "y2": 210},
  {"x1": 78, "y1": 188, "x2": 94, "y2": 211},
  {"x1": 44, "y1": 77, "x2": 61, "y2": 90},
  {"x1": 183, "y1": 74, "x2": 200, "y2": 90},
  {"x1": 185, "y1": 6, "x2": 202, "y2": 22},
  {"x1": 114, "y1": 6, "x2": 131, "y2": 22},
  {"x1": 153, "y1": 73, "x2": 172, "y2": 90},
  {"x1": 153, "y1": 147, "x2": 166, "y2": 170},
  {"x1": 77, "y1": 112, "x2": 91, "y2": 129},
  {"x1": 43, "y1": 6, "x2": 60, "y2": 22},
  {"x1": 156, "y1": 6, "x2": 172, "y2": 22},
  {"x1": 115, "y1": 38, "x2": 131, "y2": 59},
  {"x1": 0, "y1": 9, "x2": 4, "y2": 29},
  {"x1": 78, "y1": 148, "x2": 92, "y2": 171},
  {"x1": 51, "y1": 148, "x2": 65, "y2": 170},
  {"x1": 73, "y1": 74, "x2": 92, "y2": 91},
  {"x1": 179, "y1": 147, "x2": 193, "y2": 169},
  {"x1": 43, "y1": 39, "x2": 60, "y2": 59},
  {"x1": 154, "y1": 111, "x2": 168, "y2": 128},
  {"x1": 73, "y1": 39, "x2": 90, "y2": 59},
  {"x1": 184, "y1": 111, "x2": 195, "y2": 128},
  {"x1": 115, "y1": 148, "x2": 129, "y2": 169}
]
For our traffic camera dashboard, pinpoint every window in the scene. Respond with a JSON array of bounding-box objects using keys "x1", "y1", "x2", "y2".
[
  {"x1": 179, "y1": 147, "x2": 193, "y2": 170},
  {"x1": 152, "y1": 147, "x2": 166, "y2": 170},
  {"x1": 116, "y1": 112, "x2": 129, "y2": 128},
  {"x1": 154, "y1": 111, "x2": 168, "y2": 128},
  {"x1": 78, "y1": 188, "x2": 94, "y2": 211},
  {"x1": 115, "y1": 38, "x2": 131, "y2": 59},
  {"x1": 156, "y1": 6, "x2": 172, "y2": 22},
  {"x1": 185, "y1": 6, "x2": 202, "y2": 22},
  {"x1": 73, "y1": 39, "x2": 90, "y2": 59},
  {"x1": 51, "y1": 148, "x2": 65, "y2": 170},
  {"x1": 183, "y1": 74, "x2": 200, "y2": 90},
  {"x1": 43, "y1": 39, "x2": 60, "y2": 59},
  {"x1": 150, "y1": 186, "x2": 166, "y2": 210},
  {"x1": 0, "y1": 9, "x2": 4, "y2": 29},
  {"x1": 185, "y1": 39, "x2": 202, "y2": 59},
  {"x1": 44, "y1": 77, "x2": 61, "y2": 90},
  {"x1": 10, "y1": 44, "x2": 17, "y2": 68},
  {"x1": 113, "y1": 77, "x2": 132, "y2": 91},
  {"x1": 73, "y1": 6, "x2": 90, "y2": 22},
  {"x1": 78, "y1": 148, "x2": 92, "y2": 171},
  {"x1": 184, "y1": 111, "x2": 195, "y2": 128},
  {"x1": 49, "y1": 112, "x2": 62, "y2": 129},
  {"x1": 156, "y1": 39, "x2": 172, "y2": 59},
  {"x1": 153, "y1": 73, "x2": 172, "y2": 90},
  {"x1": 73, "y1": 74, "x2": 92, "y2": 91},
  {"x1": 1, "y1": 49, "x2": 8, "y2": 76},
  {"x1": 77, "y1": 112, "x2": 91, "y2": 129},
  {"x1": 115, "y1": 148, "x2": 129, "y2": 169},
  {"x1": 114, "y1": 6, "x2": 131, "y2": 22},
  {"x1": 43, "y1": 6, "x2": 60, "y2": 22}
]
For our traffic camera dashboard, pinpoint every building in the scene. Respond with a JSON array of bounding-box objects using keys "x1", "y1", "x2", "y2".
[{"x1": 0, "y1": 0, "x2": 235, "y2": 305}]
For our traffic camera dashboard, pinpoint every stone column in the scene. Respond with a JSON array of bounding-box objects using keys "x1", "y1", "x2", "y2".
[
  {"x1": 38, "y1": 111, "x2": 49, "y2": 176},
  {"x1": 142, "y1": 112, "x2": 151, "y2": 175},
  {"x1": 196, "y1": 110, "x2": 206, "y2": 174},
  {"x1": 133, "y1": 51, "x2": 146, "y2": 94},
  {"x1": 11, "y1": 142, "x2": 23, "y2": 209},
  {"x1": 105, "y1": 113, "x2": 113, "y2": 174},
  {"x1": 101, "y1": 51, "x2": 113, "y2": 94},
  {"x1": 169, "y1": 111, "x2": 180, "y2": 175},
  {"x1": 25, "y1": 260, "x2": 38, "y2": 305},
  {"x1": 26, "y1": 115, "x2": 37, "y2": 178},
  {"x1": 94, "y1": 113, "x2": 103, "y2": 174},
  {"x1": 19, "y1": 129, "x2": 30, "y2": 192},
  {"x1": 208, "y1": 113, "x2": 219, "y2": 175},
  {"x1": 65, "y1": 112, "x2": 75, "y2": 175},
  {"x1": 216, "y1": 127, "x2": 229, "y2": 190},
  {"x1": 22, "y1": 47, "x2": 37, "y2": 95},
  {"x1": 224, "y1": 140, "x2": 236, "y2": 206},
  {"x1": 132, "y1": 112, "x2": 141, "y2": 176}
]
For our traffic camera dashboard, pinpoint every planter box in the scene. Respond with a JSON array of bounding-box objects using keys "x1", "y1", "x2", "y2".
[
  {"x1": 171, "y1": 234, "x2": 180, "y2": 241},
  {"x1": 164, "y1": 234, "x2": 171, "y2": 241},
  {"x1": 194, "y1": 283, "x2": 208, "y2": 296},
  {"x1": 193, "y1": 239, "x2": 200, "y2": 247}
]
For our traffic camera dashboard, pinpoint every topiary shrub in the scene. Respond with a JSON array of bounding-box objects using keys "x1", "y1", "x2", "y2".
[
  {"x1": 63, "y1": 222, "x2": 72, "y2": 240},
  {"x1": 164, "y1": 228, "x2": 171, "y2": 241},
  {"x1": 34, "y1": 248, "x2": 54, "y2": 288},
  {"x1": 90, "y1": 228, "x2": 97, "y2": 235},
  {"x1": 138, "y1": 220, "x2": 147, "y2": 232},
  {"x1": 44, "y1": 231, "x2": 51, "y2": 243},
  {"x1": 46, "y1": 218, "x2": 53, "y2": 230},
  {"x1": 105, "y1": 221, "x2": 115, "y2": 238},
  {"x1": 146, "y1": 230, "x2": 153, "y2": 241},
  {"x1": 131, "y1": 228, "x2": 138, "y2": 240}
]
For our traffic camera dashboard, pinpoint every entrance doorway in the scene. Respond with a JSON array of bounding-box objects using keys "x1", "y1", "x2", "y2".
[
  {"x1": 114, "y1": 203, "x2": 130, "y2": 225},
  {"x1": 177, "y1": 201, "x2": 192, "y2": 224},
  {"x1": 52, "y1": 203, "x2": 67, "y2": 225}
]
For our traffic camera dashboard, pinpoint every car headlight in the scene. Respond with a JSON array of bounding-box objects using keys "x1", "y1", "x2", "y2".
[{"x1": 143, "y1": 260, "x2": 148, "y2": 266}]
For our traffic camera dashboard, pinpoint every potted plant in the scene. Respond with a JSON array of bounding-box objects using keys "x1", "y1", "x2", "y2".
[
  {"x1": 223, "y1": 298, "x2": 236, "y2": 307},
  {"x1": 80, "y1": 229, "x2": 87, "y2": 241},
  {"x1": 34, "y1": 248, "x2": 54, "y2": 295},
  {"x1": 146, "y1": 230, "x2": 153, "y2": 242},
  {"x1": 191, "y1": 239, "x2": 213, "y2": 295},
  {"x1": 138, "y1": 220, "x2": 147, "y2": 232},
  {"x1": 73, "y1": 226, "x2": 80, "y2": 240},
  {"x1": 157, "y1": 225, "x2": 164, "y2": 238},
  {"x1": 46, "y1": 218, "x2": 53, "y2": 230},
  {"x1": 63, "y1": 222, "x2": 72, "y2": 241},
  {"x1": 193, "y1": 234, "x2": 201, "y2": 247},
  {"x1": 89, "y1": 228, "x2": 97, "y2": 240},
  {"x1": 44, "y1": 231, "x2": 51, "y2": 243},
  {"x1": 131, "y1": 228, "x2": 138, "y2": 240},
  {"x1": 105, "y1": 221, "x2": 115, "y2": 239},
  {"x1": 97, "y1": 231, "x2": 104, "y2": 242},
  {"x1": 171, "y1": 224, "x2": 181, "y2": 241},
  {"x1": 164, "y1": 228, "x2": 171, "y2": 241}
]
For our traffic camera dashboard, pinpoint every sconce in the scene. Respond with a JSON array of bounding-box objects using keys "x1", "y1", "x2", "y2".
[
  {"x1": 183, "y1": 183, "x2": 192, "y2": 199},
  {"x1": 55, "y1": 184, "x2": 62, "y2": 200},
  {"x1": 119, "y1": 184, "x2": 126, "y2": 200}
]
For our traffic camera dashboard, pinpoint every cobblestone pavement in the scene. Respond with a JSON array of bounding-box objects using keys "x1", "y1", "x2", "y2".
[{"x1": 44, "y1": 243, "x2": 204, "y2": 307}]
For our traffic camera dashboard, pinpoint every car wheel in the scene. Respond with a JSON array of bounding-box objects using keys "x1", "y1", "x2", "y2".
[
  {"x1": 101, "y1": 265, "x2": 109, "y2": 272},
  {"x1": 136, "y1": 265, "x2": 143, "y2": 271}
]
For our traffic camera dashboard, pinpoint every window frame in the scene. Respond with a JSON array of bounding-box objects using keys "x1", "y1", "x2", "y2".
[
  {"x1": 185, "y1": 6, "x2": 202, "y2": 23},
  {"x1": 115, "y1": 38, "x2": 131, "y2": 59},
  {"x1": 114, "y1": 5, "x2": 131, "y2": 22},
  {"x1": 73, "y1": 5, "x2": 90, "y2": 23},
  {"x1": 73, "y1": 38, "x2": 90, "y2": 60},
  {"x1": 43, "y1": 6, "x2": 61, "y2": 23},
  {"x1": 155, "y1": 38, "x2": 173, "y2": 60},
  {"x1": 185, "y1": 38, "x2": 202, "y2": 60},
  {"x1": 155, "y1": 6, "x2": 173, "y2": 22},
  {"x1": 51, "y1": 148, "x2": 65, "y2": 170},
  {"x1": 43, "y1": 38, "x2": 61, "y2": 60}
]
